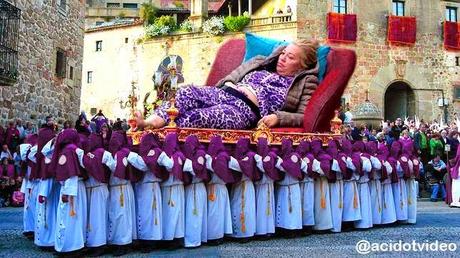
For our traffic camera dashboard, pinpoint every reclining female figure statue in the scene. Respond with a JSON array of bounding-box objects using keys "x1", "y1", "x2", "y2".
[{"x1": 136, "y1": 39, "x2": 319, "y2": 130}]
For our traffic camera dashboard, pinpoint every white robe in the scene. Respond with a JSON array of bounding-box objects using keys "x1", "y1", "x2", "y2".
[
  {"x1": 205, "y1": 154, "x2": 232, "y2": 240},
  {"x1": 342, "y1": 157, "x2": 361, "y2": 222},
  {"x1": 300, "y1": 157, "x2": 318, "y2": 227},
  {"x1": 82, "y1": 150, "x2": 111, "y2": 247},
  {"x1": 128, "y1": 152, "x2": 163, "y2": 241},
  {"x1": 183, "y1": 159, "x2": 207, "y2": 247},
  {"x1": 313, "y1": 172, "x2": 333, "y2": 230},
  {"x1": 380, "y1": 161, "x2": 397, "y2": 224},
  {"x1": 55, "y1": 176, "x2": 87, "y2": 252},
  {"x1": 368, "y1": 156, "x2": 383, "y2": 225},
  {"x1": 254, "y1": 154, "x2": 275, "y2": 235},
  {"x1": 32, "y1": 141, "x2": 61, "y2": 247},
  {"x1": 330, "y1": 159, "x2": 344, "y2": 232},
  {"x1": 276, "y1": 157, "x2": 302, "y2": 230},
  {"x1": 229, "y1": 157, "x2": 256, "y2": 238},
  {"x1": 405, "y1": 160, "x2": 418, "y2": 224},
  {"x1": 107, "y1": 154, "x2": 137, "y2": 245},
  {"x1": 452, "y1": 168, "x2": 460, "y2": 207},
  {"x1": 392, "y1": 162, "x2": 408, "y2": 221},
  {"x1": 354, "y1": 157, "x2": 373, "y2": 229},
  {"x1": 158, "y1": 152, "x2": 185, "y2": 241},
  {"x1": 20, "y1": 143, "x2": 36, "y2": 233}
]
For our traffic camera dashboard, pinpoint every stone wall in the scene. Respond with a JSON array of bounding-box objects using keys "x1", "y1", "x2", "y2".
[
  {"x1": 0, "y1": 0, "x2": 84, "y2": 126},
  {"x1": 80, "y1": 22, "x2": 297, "y2": 119},
  {"x1": 297, "y1": 0, "x2": 460, "y2": 122}
]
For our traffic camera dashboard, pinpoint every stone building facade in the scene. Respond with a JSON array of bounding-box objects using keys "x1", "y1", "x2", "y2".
[
  {"x1": 0, "y1": 0, "x2": 85, "y2": 126},
  {"x1": 297, "y1": 0, "x2": 460, "y2": 123}
]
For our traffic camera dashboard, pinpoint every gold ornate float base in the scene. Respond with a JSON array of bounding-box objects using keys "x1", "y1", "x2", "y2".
[{"x1": 128, "y1": 123, "x2": 341, "y2": 146}]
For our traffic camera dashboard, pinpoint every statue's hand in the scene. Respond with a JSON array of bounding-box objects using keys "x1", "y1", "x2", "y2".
[{"x1": 134, "y1": 110, "x2": 145, "y2": 130}]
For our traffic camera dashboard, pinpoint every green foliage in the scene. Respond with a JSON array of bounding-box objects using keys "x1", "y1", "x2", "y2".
[
  {"x1": 223, "y1": 15, "x2": 250, "y2": 32},
  {"x1": 155, "y1": 15, "x2": 176, "y2": 29},
  {"x1": 173, "y1": 1, "x2": 185, "y2": 8},
  {"x1": 118, "y1": 11, "x2": 126, "y2": 18},
  {"x1": 179, "y1": 19, "x2": 193, "y2": 32},
  {"x1": 140, "y1": 3, "x2": 158, "y2": 25}
]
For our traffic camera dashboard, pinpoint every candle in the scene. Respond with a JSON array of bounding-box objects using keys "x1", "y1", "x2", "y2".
[{"x1": 154, "y1": 71, "x2": 162, "y2": 86}]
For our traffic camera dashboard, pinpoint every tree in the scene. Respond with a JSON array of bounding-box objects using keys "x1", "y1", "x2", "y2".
[{"x1": 140, "y1": 3, "x2": 158, "y2": 26}]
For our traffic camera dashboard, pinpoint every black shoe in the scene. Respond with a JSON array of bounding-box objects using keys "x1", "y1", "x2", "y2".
[
  {"x1": 139, "y1": 241, "x2": 157, "y2": 253},
  {"x1": 206, "y1": 238, "x2": 224, "y2": 246},
  {"x1": 112, "y1": 245, "x2": 129, "y2": 257},
  {"x1": 87, "y1": 246, "x2": 106, "y2": 257},
  {"x1": 301, "y1": 226, "x2": 313, "y2": 236},
  {"x1": 23, "y1": 231, "x2": 34, "y2": 240},
  {"x1": 255, "y1": 234, "x2": 272, "y2": 241},
  {"x1": 39, "y1": 246, "x2": 55, "y2": 252}
]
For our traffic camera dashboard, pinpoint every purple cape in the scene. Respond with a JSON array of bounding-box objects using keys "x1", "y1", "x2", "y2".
[
  {"x1": 83, "y1": 148, "x2": 110, "y2": 183},
  {"x1": 279, "y1": 138, "x2": 303, "y2": 180},
  {"x1": 163, "y1": 133, "x2": 190, "y2": 184},
  {"x1": 234, "y1": 137, "x2": 260, "y2": 181},
  {"x1": 34, "y1": 127, "x2": 56, "y2": 179},
  {"x1": 183, "y1": 135, "x2": 210, "y2": 182},
  {"x1": 55, "y1": 144, "x2": 85, "y2": 182},
  {"x1": 208, "y1": 135, "x2": 241, "y2": 183},
  {"x1": 139, "y1": 133, "x2": 168, "y2": 180},
  {"x1": 257, "y1": 137, "x2": 283, "y2": 181}
]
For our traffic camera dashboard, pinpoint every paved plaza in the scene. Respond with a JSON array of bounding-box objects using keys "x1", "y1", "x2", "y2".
[{"x1": 0, "y1": 200, "x2": 459, "y2": 257}]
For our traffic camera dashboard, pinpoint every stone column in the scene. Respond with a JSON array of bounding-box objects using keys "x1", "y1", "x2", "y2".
[
  {"x1": 189, "y1": 0, "x2": 208, "y2": 32},
  {"x1": 248, "y1": 0, "x2": 252, "y2": 16},
  {"x1": 238, "y1": 0, "x2": 242, "y2": 16}
]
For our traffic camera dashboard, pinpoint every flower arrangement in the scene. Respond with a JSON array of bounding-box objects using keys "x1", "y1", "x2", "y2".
[
  {"x1": 223, "y1": 15, "x2": 250, "y2": 32},
  {"x1": 145, "y1": 16, "x2": 177, "y2": 38},
  {"x1": 202, "y1": 16, "x2": 225, "y2": 36}
]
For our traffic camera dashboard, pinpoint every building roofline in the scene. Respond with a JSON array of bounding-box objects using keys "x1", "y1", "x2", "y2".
[{"x1": 85, "y1": 20, "x2": 143, "y2": 33}]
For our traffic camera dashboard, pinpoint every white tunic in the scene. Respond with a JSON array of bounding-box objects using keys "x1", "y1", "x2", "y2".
[
  {"x1": 20, "y1": 143, "x2": 36, "y2": 233},
  {"x1": 300, "y1": 157, "x2": 318, "y2": 227},
  {"x1": 276, "y1": 157, "x2": 303, "y2": 230},
  {"x1": 368, "y1": 156, "x2": 383, "y2": 225},
  {"x1": 55, "y1": 176, "x2": 87, "y2": 253},
  {"x1": 330, "y1": 159, "x2": 344, "y2": 233},
  {"x1": 392, "y1": 162, "x2": 408, "y2": 221},
  {"x1": 342, "y1": 157, "x2": 361, "y2": 222},
  {"x1": 81, "y1": 150, "x2": 111, "y2": 247},
  {"x1": 183, "y1": 159, "x2": 207, "y2": 247},
  {"x1": 128, "y1": 152, "x2": 163, "y2": 241},
  {"x1": 354, "y1": 157, "x2": 373, "y2": 229},
  {"x1": 158, "y1": 152, "x2": 185, "y2": 240},
  {"x1": 229, "y1": 157, "x2": 256, "y2": 238},
  {"x1": 451, "y1": 167, "x2": 460, "y2": 207},
  {"x1": 380, "y1": 161, "x2": 397, "y2": 224},
  {"x1": 313, "y1": 166, "x2": 333, "y2": 231},
  {"x1": 254, "y1": 154, "x2": 275, "y2": 235},
  {"x1": 205, "y1": 154, "x2": 233, "y2": 240},
  {"x1": 406, "y1": 159, "x2": 418, "y2": 224},
  {"x1": 107, "y1": 154, "x2": 137, "y2": 245},
  {"x1": 33, "y1": 141, "x2": 61, "y2": 247}
]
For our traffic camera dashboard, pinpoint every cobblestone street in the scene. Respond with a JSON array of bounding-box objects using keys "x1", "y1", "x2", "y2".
[{"x1": 0, "y1": 201, "x2": 459, "y2": 257}]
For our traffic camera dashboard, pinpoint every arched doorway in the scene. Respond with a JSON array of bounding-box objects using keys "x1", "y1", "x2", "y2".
[{"x1": 384, "y1": 81, "x2": 415, "y2": 121}]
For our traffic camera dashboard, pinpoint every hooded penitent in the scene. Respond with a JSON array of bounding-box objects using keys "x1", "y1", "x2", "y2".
[
  {"x1": 256, "y1": 137, "x2": 283, "y2": 181},
  {"x1": 51, "y1": 129, "x2": 86, "y2": 182},
  {"x1": 311, "y1": 139, "x2": 334, "y2": 182},
  {"x1": 352, "y1": 141, "x2": 366, "y2": 176},
  {"x1": 296, "y1": 140, "x2": 317, "y2": 179},
  {"x1": 110, "y1": 131, "x2": 142, "y2": 182},
  {"x1": 139, "y1": 133, "x2": 169, "y2": 180},
  {"x1": 20, "y1": 134, "x2": 38, "y2": 177},
  {"x1": 401, "y1": 141, "x2": 419, "y2": 178},
  {"x1": 452, "y1": 145, "x2": 460, "y2": 179},
  {"x1": 278, "y1": 138, "x2": 303, "y2": 180},
  {"x1": 163, "y1": 133, "x2": 190, "y2": 184},
  {"x1": 340, "y1": 139, "x2": 354, "y2": 180},
  {"x1": 182, "y1": 135, "x2": 210, "y2": 182},
  {"x1": 208, "y1": 135, "x2": 241, "y2": 183},
  {"x1": 34, "y1": 127, "x2": 56, "y2": 180},
  {"x1": 377, "y1": 143, "x2": 390, "y2": 182},
  {"x1": 328, "y1": 139, "x2": 347, "y2": 178},
  {"x1": 388, "y1": 141, "x2": 402, "y2": 183},
  {"x1": 82, "y1": 133, "x2": 110, "y2": 183},
  {"x1": 234, "y1": 137, "x2": 260, "y2": 181}
]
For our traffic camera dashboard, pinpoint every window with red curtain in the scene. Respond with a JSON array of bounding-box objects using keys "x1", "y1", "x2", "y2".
[
  {"x1": 444, "y1": 21, "x2": 460, "y2": 50},
  {"x1": 387, "y1": 15, "x2": 416, "y2": 45},
  {"x1": 327, "y1": 12, "x2": 357, "y2": 43}
]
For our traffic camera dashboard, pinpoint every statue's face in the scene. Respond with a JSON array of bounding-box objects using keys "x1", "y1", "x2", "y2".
[{"x1": 276, "y1": 44, "x2": 304, "y2": 77}]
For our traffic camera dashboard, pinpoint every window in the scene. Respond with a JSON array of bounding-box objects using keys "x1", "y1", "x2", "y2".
[
  {"x1": 55, "y1": 49, "x2": 66, "y2": 78},
  {"x1": 69, "y1": 66, "x2": 74, "y2": 80},
  {"x1": 107, "y1": 3, "x2": 120, "y2": 8},
  {"x1": 125, "y1": 37, "x2": 129, "y2": 43},
  {"x1": 87, "y1": 71, "x2": 93, "y2": 83},
  {"x1": 333, "y1": 0, "x2": 347, "y2": 14},
  {"x1": 446, "y1": 6, "x2": 458, "y2": 22},
  {"x1": 122, "y1": 3, "x2": 138, "y2": 9},
  {"x1": 95, "y1": 21, "x2": 104, "y2": 26},
  {"x1": 58, "y1": 0, "x2": 66, "y2": 11},
  {"x1": 455, "y1": 86, "x2": 460, "y2": 100},
  {"x1": 96, "y1": 40, "x2": 102, "y2": 51},
  {"x1": 392, "y1": 0, "x2": 405, "y2": 16}
]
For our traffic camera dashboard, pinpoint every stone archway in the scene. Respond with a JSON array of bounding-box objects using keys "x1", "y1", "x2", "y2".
[
  {"x1": 369, "y1": 62, "x2": 434, "y2": 121},
  {"x1": 384, "y1": 81, "x2": 415, "y2": 121}
]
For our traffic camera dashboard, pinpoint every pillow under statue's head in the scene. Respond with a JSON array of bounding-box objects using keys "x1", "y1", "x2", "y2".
[{"x1": 243, "y1": 33, "x2": 330, "y2": 82}]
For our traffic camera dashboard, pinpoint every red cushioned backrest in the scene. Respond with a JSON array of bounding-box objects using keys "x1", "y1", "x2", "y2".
[
  {"x1": 205, "y1": 38, "x2": 246, "y2": 86},
  {"x1": 303, "y1": 48, "x2": 357, "y2": 132}
]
